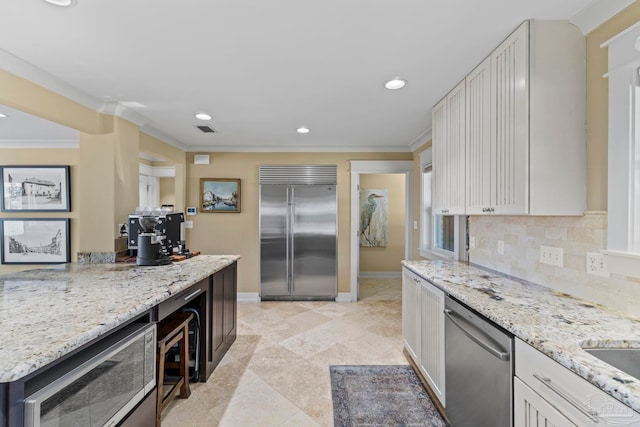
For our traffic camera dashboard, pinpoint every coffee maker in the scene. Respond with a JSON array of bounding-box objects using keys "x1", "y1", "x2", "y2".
[{"x1": 136, "y1": 216, "x2": 173, "y2": 266}]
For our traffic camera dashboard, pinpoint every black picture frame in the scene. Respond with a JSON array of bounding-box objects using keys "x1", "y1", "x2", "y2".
[
  {"x1": 1, "y1": 165, "x2": 71, "y2": 212},
  {"x1": 1, "y1": 218, "x2": 70, "y2": 264}
]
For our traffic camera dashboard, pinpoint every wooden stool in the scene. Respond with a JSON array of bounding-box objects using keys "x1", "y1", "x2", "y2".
[{"x1": 156, "y1": 311, "x2": 193, "y2": 427}]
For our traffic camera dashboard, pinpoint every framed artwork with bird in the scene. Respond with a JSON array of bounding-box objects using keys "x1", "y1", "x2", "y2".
[{"x1": 359, "y1": 188, "x2": 388, "y2": 247}]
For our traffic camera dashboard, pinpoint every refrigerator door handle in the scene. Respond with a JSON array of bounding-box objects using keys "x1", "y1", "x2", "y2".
[{"x1": 289, "y1": 186, "x2": 295, "y2": 295}]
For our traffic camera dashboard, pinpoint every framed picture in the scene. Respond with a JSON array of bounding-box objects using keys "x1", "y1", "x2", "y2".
[
  {"x1": 1, "y1": 166, "x2": 71, "y2": 212},
  {"x1": 200, "y1": 178, "x2": 241, "y2": 213},
  {"x1": 1, "y1": 218, "x2": 70, "y2": 264},
  {"x1": 359, "y1": 188, "x2": 388, "y2": 247}
]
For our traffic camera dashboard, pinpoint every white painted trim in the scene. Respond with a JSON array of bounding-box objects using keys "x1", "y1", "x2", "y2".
[
  {"x1": 0, "y1": 140, "x2": 79, "y2": 149},
  {"x1": 349, "y1": 160, "x2": 414, "y2": 303},
  {"x1": 350, "y1": 160, "x2": 414, "y2": 173},
  {"x1": 409, "y1": 128, "x2": 432, "y2": 152},
  {"x1": 601, "y1": 250, "x2": 640, "y2": 279},
  {"x1": 335, "y1": 293, "x2": 354, "y2": 303},
  {"x1": 359, "y1": 271, "x2": 402, "y2": 279},
  {"x1": 139, "y1": 163, "x2": 175, "y2": 177},
  {"x1": 571, "y1": 0, "x2": 636, "y2": 36},
  {"x1": 186, "y1": 145, "x2": 412, "y2": 153},
  {"x1": 0, "y1": 49, "x2": 104, "y2": 112},
  {"x1": 237, "y1": 292, "x2": 261, "y2": 303}
]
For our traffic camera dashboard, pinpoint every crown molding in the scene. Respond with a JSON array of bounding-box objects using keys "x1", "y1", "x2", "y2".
[
  {"x1": 409, "y1": 128, "x2": 432, "y2": 152},
  {"x1": 138, "y1": 124, "x2": 187, "y2": 151},
  {"x1": 570, "y1": 0, "x2": 636, "y2": 35},
  {"x1": 185, "y1": 144, "x2": 412, "y2": 153}
]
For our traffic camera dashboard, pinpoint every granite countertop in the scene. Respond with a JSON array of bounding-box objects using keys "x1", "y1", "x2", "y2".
[
  {"x1": 402, "y1": 259, "x2": 640, "y2": 413},
  {"x1": 0, "y1": 255, "x2": 240, "y2": 383}
]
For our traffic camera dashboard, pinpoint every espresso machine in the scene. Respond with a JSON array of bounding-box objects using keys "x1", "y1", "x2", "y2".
[{"x1": 135, "y1": 216, "x2": 173, "y2": 266}]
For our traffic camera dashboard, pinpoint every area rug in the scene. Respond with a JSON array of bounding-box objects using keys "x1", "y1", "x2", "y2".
[{"x1": 330, "y1": 365, "x2": 447, "y2": 426}]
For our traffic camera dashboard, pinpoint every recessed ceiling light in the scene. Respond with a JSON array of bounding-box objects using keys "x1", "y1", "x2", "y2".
[
  {"x1": 195, "y1": 113, "x2": 212, "y2": 121},
  {"x1": 0, "y1": 113, "x2": 7, "y2": 119},
  {"x1": 43, "y1": 0, "x2": 75, "y2": 6},
  {"x1": 296, "y1": 126, "x2": 310, "y2": 134},
  {"x1": 385, "y1": 78, "x2": 407, "y2": 90}
]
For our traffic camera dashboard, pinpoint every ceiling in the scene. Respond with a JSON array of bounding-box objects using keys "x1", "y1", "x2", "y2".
[{"x1": 0, "y1": 0, "x2": 627, "y2": 152}]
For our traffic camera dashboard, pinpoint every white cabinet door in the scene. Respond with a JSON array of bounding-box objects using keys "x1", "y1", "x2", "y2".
[
  {"x1": 490, "y1": 21, "x2": 529, "y2": 214},
  {"x1": 402, "y1": 269, "x2": 420, "y2": 362},
  {"x1": 433, "y1": 80, "x2": 466, "y2": 215},
  {"x1": 419, "y1": 279, "x2": 445, "y2": 406},
  {"x1": 465, "y1": 57, "x2": 492, "y2": 214},
  {"x1": 432, "y1": 97, "x2": 448, "y2": 215},
  {"x1": 514, "y1": 377, "x2": 576, "y2": 427}
]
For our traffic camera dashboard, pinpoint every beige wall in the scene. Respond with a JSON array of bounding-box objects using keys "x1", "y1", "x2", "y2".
[
  {"x1": 0, "y1": 149, "x2": 80, "y2": 274},
  {"x1": 160, "y1": 178, "x2": 176, "y2": 207},
  {"x1": 359, "y1": 174, "x2": 406, "y2": 272},
  {"x1": 185, "y1": 152, "x2": 412, "y2": 294}
]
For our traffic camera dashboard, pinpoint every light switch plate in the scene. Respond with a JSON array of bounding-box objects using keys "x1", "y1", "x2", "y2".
[
  {"x1": 184, "y1": 220, "x2": 193, "y2": 229},
  {"x1": 469, "y1": 235, "x2": 476, "y2": 249},
  {"x1": 586, "y1": 252, "x2": 609, "y2": 277},
  {"x1": 497, "y1": 240, "x2": 504, "y2": 255},
  {"x1": 540, "y1": 245, "x2": 563, "y2": 267}
]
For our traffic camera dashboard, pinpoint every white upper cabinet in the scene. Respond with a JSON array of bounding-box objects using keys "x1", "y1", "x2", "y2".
[
  {"x1": 433, "y1": 80, "x2": 466, "y2": 215},
  {"x1": 490, "y1": 22, "x2": 530, "y2": 214},
  {"x1": 465, "y1": 57, "x2": 492, "y2": 214},
  {"x1": 437, "y1": 20, "x2": 587, "y2": 216}
]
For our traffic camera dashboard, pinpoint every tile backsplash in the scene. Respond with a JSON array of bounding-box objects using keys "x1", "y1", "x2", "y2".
[{"x1": 469, "y1": 212, "x2": 640, "y2": 318}]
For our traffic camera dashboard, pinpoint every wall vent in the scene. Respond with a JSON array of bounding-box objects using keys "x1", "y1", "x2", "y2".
[{"x1": 196, "y1": 125, "x2": 216, "y2": 133}]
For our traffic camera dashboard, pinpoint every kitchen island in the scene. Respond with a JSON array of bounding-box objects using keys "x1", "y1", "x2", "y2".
[
  {"x1": 403, "y1": 259, "x2": 640, "y2": 418},
  {"x1": 0, "y1": 254, "x2": 239, "y2": 427}
]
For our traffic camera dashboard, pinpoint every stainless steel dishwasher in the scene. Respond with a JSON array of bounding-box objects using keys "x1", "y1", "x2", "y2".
[{"x1": 444, "y1": 295, "x2": 514, "y2": 427}]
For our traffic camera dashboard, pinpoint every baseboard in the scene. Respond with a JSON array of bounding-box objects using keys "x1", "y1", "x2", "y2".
[
  {"x1": 237, "y1": 292, "x2": 260, "y2": 303},
  {"x1": 336, "y1": 293, "x2": 354, "y2": 303},
  {"x1": 359, "y1": 271, "x2": 402, "y2": 279}
]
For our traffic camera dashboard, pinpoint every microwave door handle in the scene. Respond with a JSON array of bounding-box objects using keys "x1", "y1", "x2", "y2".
[{"x1": 444, "y1": 309, "x2": 510, "y2": 361}]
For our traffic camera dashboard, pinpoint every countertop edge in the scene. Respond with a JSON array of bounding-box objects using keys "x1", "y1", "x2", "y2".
[{"x1": 401, "y1": 260, "x2": 640, "y2": 414}]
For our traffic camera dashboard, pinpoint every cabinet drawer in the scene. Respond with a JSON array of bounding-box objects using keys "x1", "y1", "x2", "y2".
[
  {"x1": 157, "y1": 278, "x2": 209, "y2": 321},
  {"x1": 515, "y1": 339, "x2": 640, "y2": 426}
]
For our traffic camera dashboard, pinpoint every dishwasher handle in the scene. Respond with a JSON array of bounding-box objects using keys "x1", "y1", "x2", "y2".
[{"x1": 444, "y1": 309, "x2": 510, "y2": 361}]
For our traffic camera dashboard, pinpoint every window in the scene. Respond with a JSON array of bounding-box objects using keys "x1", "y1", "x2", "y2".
[
  {"x1": 419, "y1": 147, "x2": 466, "y2": 260},
  {"x1": 602, "y1": 24, "x2": 640, "y2": 276}
]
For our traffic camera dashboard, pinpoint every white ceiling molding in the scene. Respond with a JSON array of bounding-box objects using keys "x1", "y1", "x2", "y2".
[
  {"x1": 0, "y1": 48, "x2": 104, "y2": 112},
  {"x1": 569, "y1": 0, "x2": 636, "y2": 35},
  {"x1": 185, "y1": 144, "x2": 412, "y2": 153},
  {"x1": 0, "y1": 140, "x2": 79, "y2": 149},
  {"x1": 409, "y1": 128, "x2": 432, "y2": 152},
  {"x1": 139, "y1": 163, "x2": 175, "y2": 177},
  {"x1": 350, "y1": 160, "x2": 414, "y2": 173}
]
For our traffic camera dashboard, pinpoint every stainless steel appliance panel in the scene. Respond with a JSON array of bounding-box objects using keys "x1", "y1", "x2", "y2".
[
  {"x1": 291, "y1": 185, "x2": 337, "y2": 298},
  {"x1": 259, "y1": 185, "x2": 290, "y2": 297},
  {"x1": 445, "y1": 296, "x2": 513, "y2": 427}
]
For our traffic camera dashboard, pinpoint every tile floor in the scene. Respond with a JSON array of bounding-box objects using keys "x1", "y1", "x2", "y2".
[{"x1": 162, "y1": 277, "x2": 406, "y2": 426}]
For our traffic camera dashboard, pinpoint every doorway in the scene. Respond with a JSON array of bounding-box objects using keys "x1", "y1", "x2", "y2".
[{"x1": 349, "y1": 161, "x2": 414, "y2": 302}]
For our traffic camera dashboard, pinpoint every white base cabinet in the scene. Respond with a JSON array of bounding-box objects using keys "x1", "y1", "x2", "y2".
[
  {"x1": 514, "y1": 339, "x2": 640, "y2": 426},
  {"x1": 402, "y1": 268, "x2": 446, "y2": 406}
]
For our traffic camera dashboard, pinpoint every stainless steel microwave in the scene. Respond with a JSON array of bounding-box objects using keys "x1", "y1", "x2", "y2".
[{"x1": 24, "y1": 322, "x2": 156, "y2": 427}]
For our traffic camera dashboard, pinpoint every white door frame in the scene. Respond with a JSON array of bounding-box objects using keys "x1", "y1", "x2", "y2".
[{"x1": 348, "y1": 160, "x2": 414, "y2": 302}]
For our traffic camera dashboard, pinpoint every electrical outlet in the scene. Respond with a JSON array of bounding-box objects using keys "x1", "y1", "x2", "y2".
[
  {"x1": 469, "y1": 235, "x2": 476, "y2": 249},
  {"x1": 540, "y1": 245, "x2": 563, "y2": 267},
  {"x1": 497, "y1": 240, "x2": 504, "y2": 255},
  {"x1": 413, "y1": 221, "x2": 418, "y2": 230},
  {"x1": 586, "y1": 252, "x2": 609, "y2": 277},
  {"x1": 184, "y1": 220, "x2": 193, "y2": 229}
]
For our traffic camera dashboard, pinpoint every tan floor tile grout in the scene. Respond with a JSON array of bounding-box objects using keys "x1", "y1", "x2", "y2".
[{"x1": 163, "y1": 278, "x2": 403, "y2": 427}]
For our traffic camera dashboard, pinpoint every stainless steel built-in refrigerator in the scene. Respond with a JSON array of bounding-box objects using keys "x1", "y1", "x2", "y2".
[{"x1": 259, "y1": 165, "x2": 337, "y2": 300}]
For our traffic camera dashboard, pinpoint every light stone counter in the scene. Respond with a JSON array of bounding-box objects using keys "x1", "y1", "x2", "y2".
[
  {"x1": 402, "y1": 259, "x2": 640, "y2": 413},
  {"x1": 0, "y1": 255, "x2": 240, "y2": 383}
]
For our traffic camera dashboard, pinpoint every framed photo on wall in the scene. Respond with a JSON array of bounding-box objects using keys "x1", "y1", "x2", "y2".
[
  {"x1": 200, "y1": 178, "x2": 241, "y2": 213},
  {"x1": 1, "y1": 165, "x2": 71, "y2": 212},
  {"x1": 1, "y1": 218, "x2": 70, "y2": 264}
]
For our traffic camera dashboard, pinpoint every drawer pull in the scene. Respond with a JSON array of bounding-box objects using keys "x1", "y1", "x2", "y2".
[
  {"x1": 182, "y1": 289, "x2": 203, "y2": 302},
  {"x1": 533, "y1": 374, "x2": 599, "y2": 423}
]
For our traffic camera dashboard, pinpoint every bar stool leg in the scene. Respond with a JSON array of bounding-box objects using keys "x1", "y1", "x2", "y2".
[
  {"x1": 156, "y1": 342, "x2": 165, "y2": 427},
  {"x1": 179, "y1": 322, "x2": 191, "y2": 398}
]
